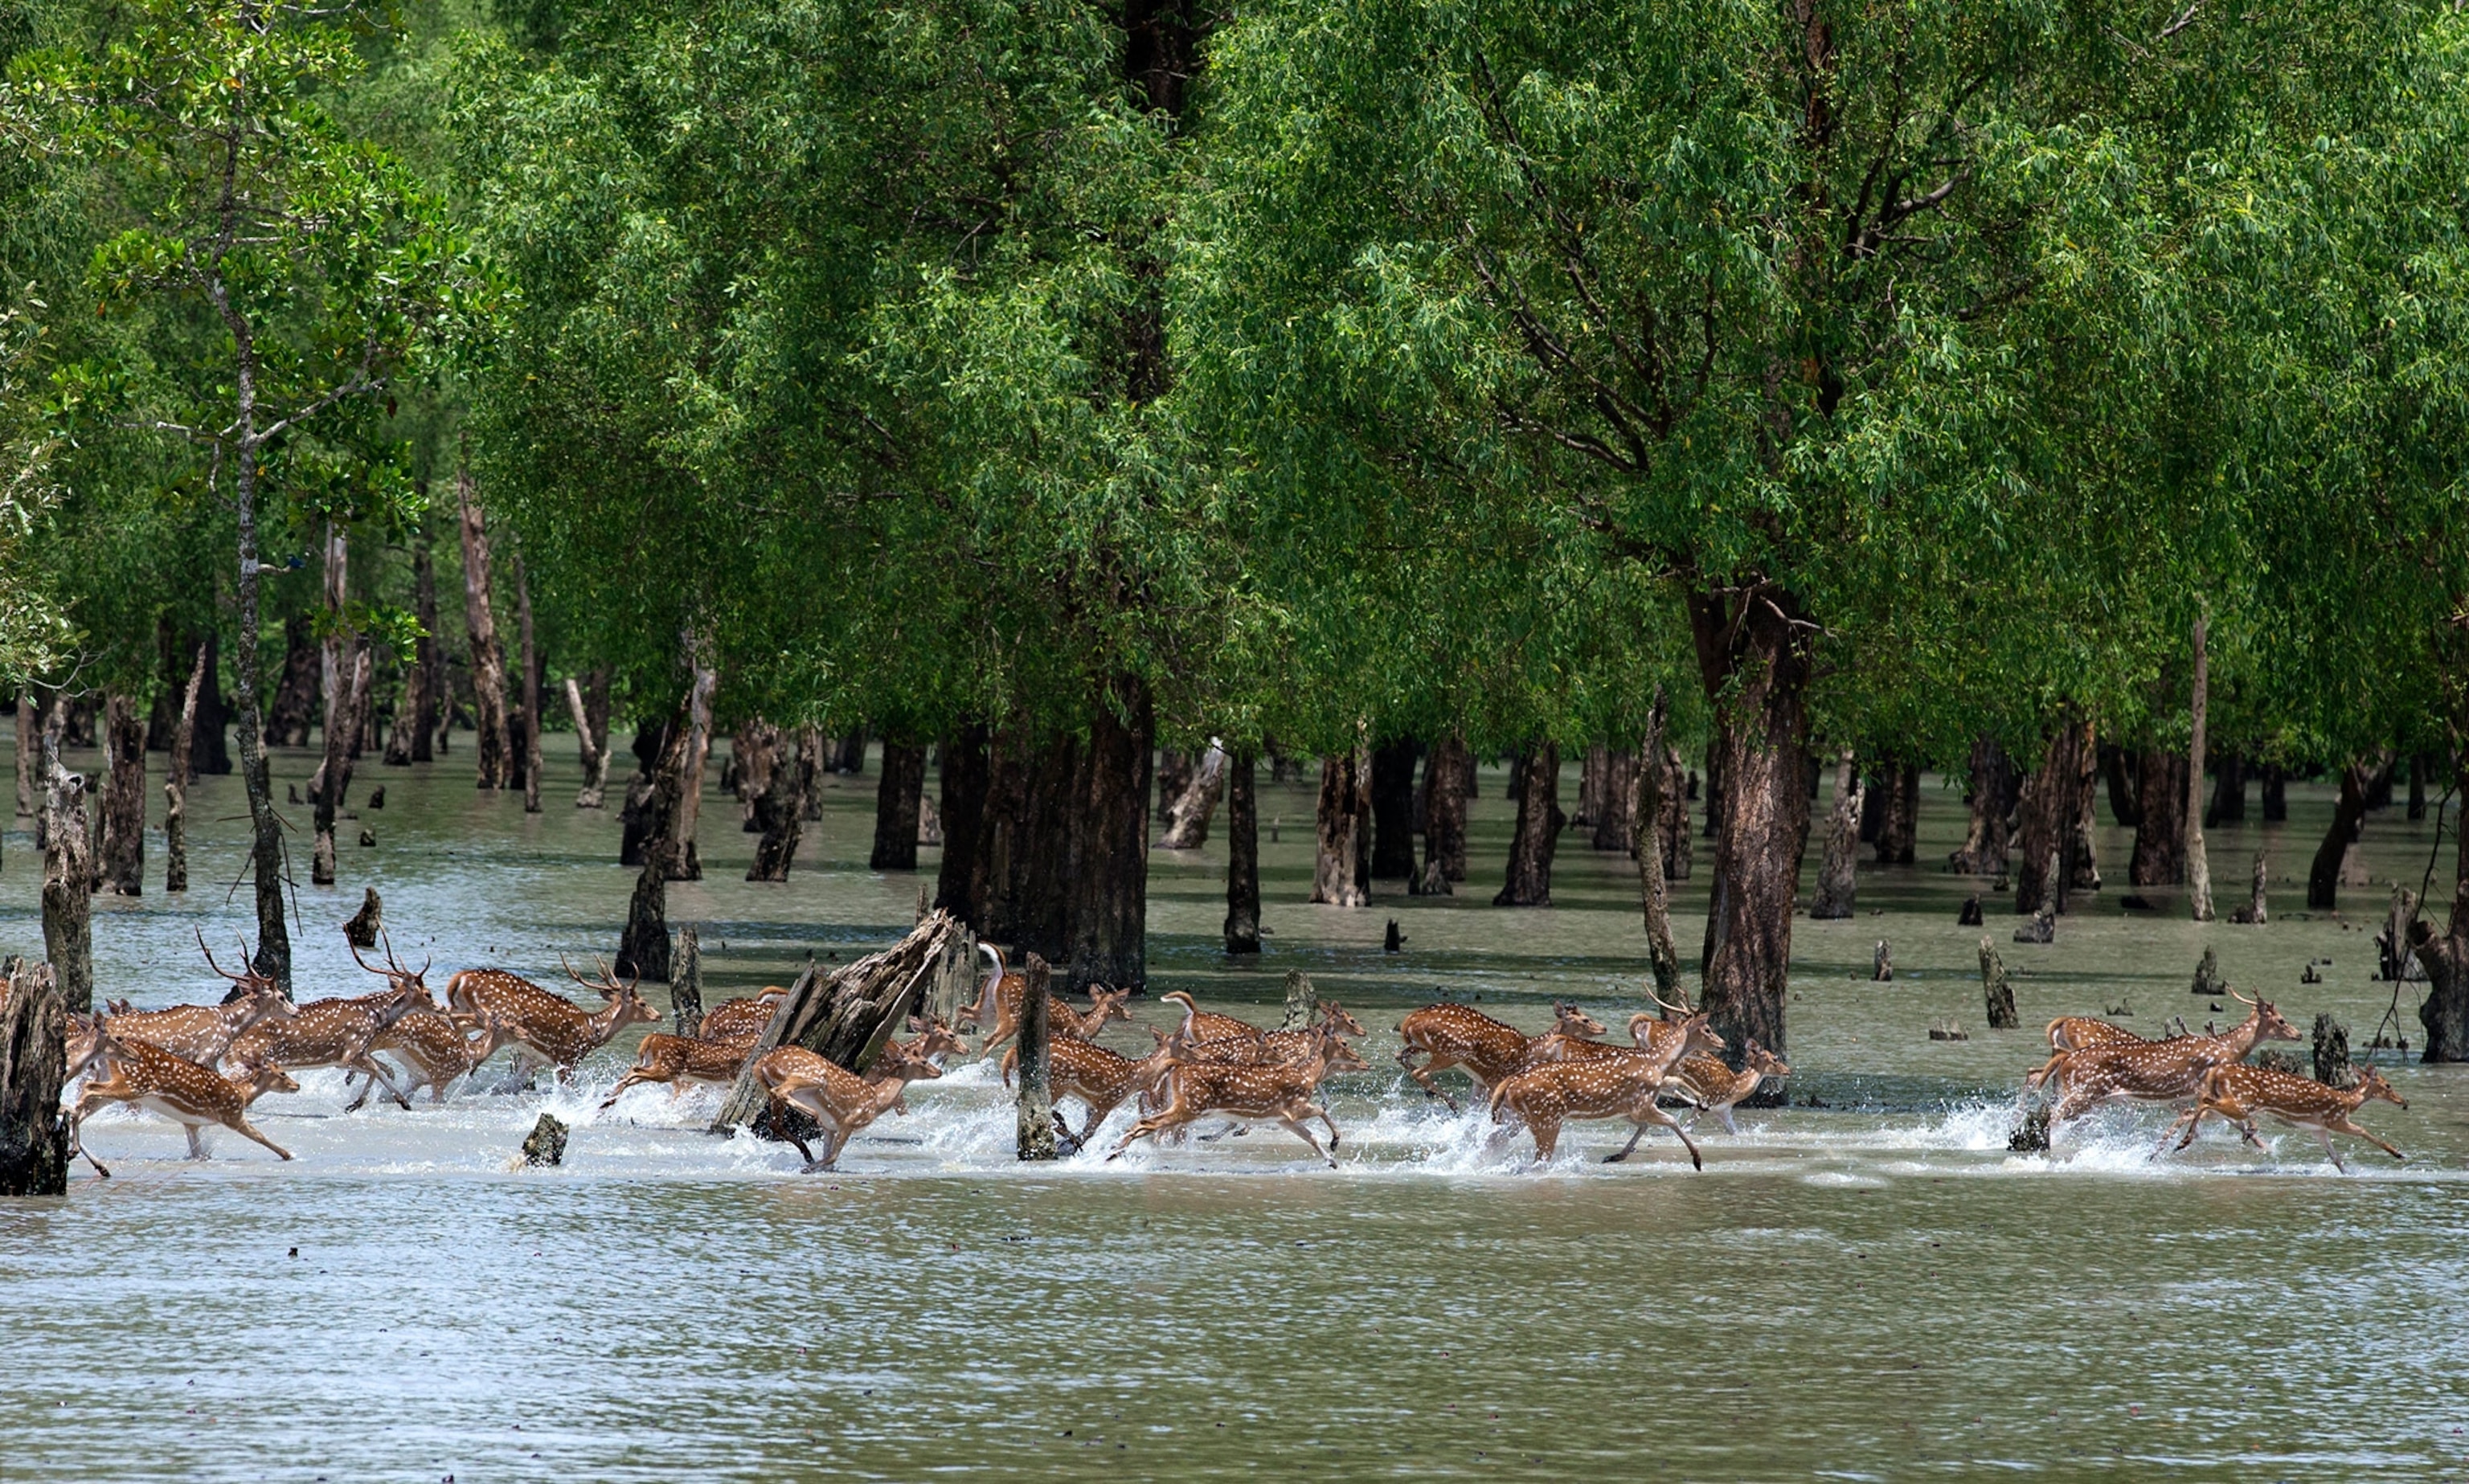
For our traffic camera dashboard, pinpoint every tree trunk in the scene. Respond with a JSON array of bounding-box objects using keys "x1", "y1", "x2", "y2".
[
  {"x1": 1873, "y1": 762, "x2": 1918, "y2": 865},
  {"x1": 2206, "y1": 752, "x2": 2246, "y2": 827},
  {"x1": 830, "y1": 731, "x2": 866, "y2": 775},
  {"x1": 1161, "y1": 739, "x2": 1230, "y2": 850},
  {"x1": 2015, "y1": 720, "x2": 2090, "y2": 915},
  {"x1": 615, "y1": 701, "x2": 692, "y2": 981},
  {"x1": 617, "y1": 720, "x2": 667, "y2": 866},
  {"x1": 1494, "y1": 742, "x2": 1563, "y2": 906},
  {"x1": 386, "y1": 526, "x2": 439, "y2": 766},
  {"x1": 513, "y1": 550, "x2": 544, "y2": 812},
  {"x1": 1063, "y1": 675, "x2": 1153, "y2": 992},
  {"x1": 12, "y1": 690, "x2": 30, "y2": 817},
  {"x1": 669, "y1": 654, "x2": 716, "y2": 881},
  {"x1": 2414, "y1": 923, "x2": 2469, "y2": 1062},
  {"x1": 2100, "y1": 742, "x2": 2142, "y2": 828},
  {"x1": 732, "y1": 721, "x2": 777, "y2": 829},
  {"x1": 749, "y1": 727, "x2": 815, "y2": 881},
  {"x1": 2185, "y1": 612, "x2": 2214, "y2": 922},
  {"x1": 1980, "y1": 937, "x2": 2017, "y2": 1029},
  {"x1": 39, "y1": 746, "x2": 94, "y2": 1012},
  {"x1": 1652, "y1": 742, "x2": 1693, "y2": 881},
  {"x1": 1689, "y1": 587, "x2": 1813, "y2": 1061},
  {"x1": 0, "y1": 961, "x2": 68, "y2": 1196},
  {"x1": 1415, "y1": 734, "x2": 1470, "y2": 891},
  {"x1": 1810, "y1": 747, "x2": 1861, "y2": 919},
  {"x1": 2129, "y1": 750, "x2": 2189, "y2": 885},
  {"x1": 2408, "y1": 753, "x2": 2432, "y2": 821},
  {"x1": 670, "y1": 924, "x2": 702, "y2": 1038},
  {"x1": 1154, "y1": 748, "x2": 1190, "y2": 825},
  {"x1": 870, "y1": 742, "x2": 927, "y2": 872},
  {"x1": 935, "y1": 724, "x2": 991, "y2": 920},
  {"x1": 564, "y1": 674, "x2": 612, "y2": 807},
  {"x1": 1224, "y1": 747, "x2": 1261, "y2": 953},
  {"x1": 264, "y1": 613, "x2": 320, "y2": 747},
  {"x1": 96, "y1": 693, "x2": 145, "y2": 896},
  {"x1": 971, "y1": 724, "x2": 1072, "y2": 955},
  {"x1": 1949, "y1": 735, "x2": 2016, "y2": 876},
  {"x1": 163, "y1": 643, "x2": 207, "y2": 893},
  {"x1": 1312, "y1": 746, "x2": 1370, "y2": 907},
  {"x1": 1592, "y1": 750, "x2": 1640, "y2": 853},
  {"x1": 2307, "y1": 762, "x2": 2371, "y2": 910},
  {"x1": 457, "y1": 467, "x2": 513, "y2": 791},
  {"x1": 310, "y1": 640, "x2": 371, "y2": 886},
  {"x1": 1575, "y1": 743, "x2": 1607, "y2": 828},
  {"x1": 1635, "y1": 698, "x2": 1682, "y2": 1004},
  {"x1": 1016, "y1": 953, "x2": 1056, "y2": 1161}
]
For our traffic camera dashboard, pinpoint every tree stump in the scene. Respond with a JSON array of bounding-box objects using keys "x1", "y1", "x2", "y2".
[
  {"x1": 2229, "y1": 852, "x2": 2267, "y2": 925},
  {"x1": 672, "y1": 925, "x2": 704, "y2": 1038},
  {"x1": 1958, "y1": 893, "x2": 1983, "y2": 926},
  {"x1": 2410, "y1": 922, "x2": 2469, "y2": 1062},
  {"x1": 39, "y1": 753, "x2": 93, "y2": 1012},
  {"x1": 1162, "y1": 740, "x2": 1230, "y2": 851},
  {"x1": 1980, "y1": 937, "x2": 2017, "y2": 1028},
  {"x1": 2190, "y1": 945, "x2": 2225, "y2": 997},
  {"x1": 521, "y1": 1114, "x2": 567, "y2": 1167},
  {"x1": 1280, "y1": 969, "x2": 1316, "y2": 1031},
  {"x1": 1016, "y1": 953, "x2": 1055, "y2": 1162},
  {"x1": 1873, "y1": 940, "x2": 1893, "y2": 982},
  {"x1": 2012, "y1": 909, "x2": 2054, "y2": 945},
  {"x1": 2311, "y1": 1012, "x2": 2357, "y2": 1090},
  {"x1": 343, "y1": 889, "x2": 383, "y2": 950},
  {"x1": 1810, "y1": 748, "x2": 1863, "y2": 919},
  {"x1": 0, "y1": 962, "x2": 69, "y2": 1196}
]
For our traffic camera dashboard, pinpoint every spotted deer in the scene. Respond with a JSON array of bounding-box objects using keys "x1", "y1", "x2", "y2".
[
  {"x1": 2045, "y1": 989, "x2": 2300, "y2": 1130},
  {"x1": 600, "y1": 1032, "x2": 760, "y2": 1109},
  {"x1": 1488, "y1": 1011, "x2": 1725, "y2": 1167},
  {"x1": 1107, "y1": 1028, "x2": 1369, "y2": 1166},
  {"x1": 72, "y1": 1028, "x2": 301, "y2": 1171},
  {"x1": 1395, "y1": 1000, "x2": 1608, "y2": 1111},
  {"x1": 103, "y1": 932, "x2": 297, "y2": 1067},
  {"x1": 360, "y1": 1012, "x2": 525, "y2": 1106},
  {"x1": 751, "y1": 1040, "x2": 944, "y2": 1171},
  {"x1": 964, "y1": 946, "x2": 1135, "y2": 1050},
  {"x1": 696, "y1": 986, "x2": 789, "y2": 1045},
  {"x1": 1158, "y1": 989, "x2": 1265, "y2": 1049},
  {"x1": 223, "y1": 978, "x2": 436, "y2": 1109},
  {"x1": 2160, "y1": 1063, "x2": 2408, "y2": 1171},
  {"x1": 1001, "y1": 1026, "x2": 1181, "y2": 1145},
  {"x1": 1666, "y1": 1040, "x2": 1791, "y2": 1134},
  {"x1": 452, "y1": 955, "x2": 661, "y2": 1084},
  {"x1": 2022, "y1": 1016, "x2": 2152, "y2": 1094}
]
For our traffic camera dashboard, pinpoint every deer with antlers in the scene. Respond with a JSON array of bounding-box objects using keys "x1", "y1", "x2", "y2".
[
  {"x1": 1107, "y1": 1024, "x2": 1369, "y2": 1166},
  {"x1": 72, "y1": 1026, "x2": 301, "y2": 1172},
  {"x1": 223, "y1": 952, "x2": 436, "y2": 1110},
  {"x1": 1394, "y1": 1000, "x2": 1609, "y2": 1112},
  {"x1": 100, "y1": 931, "x2": 297, "y2": 1068},
  {"x1": 751, "y1": 1039, "x2": 944, "y2": 1171},
  {"x1": 359, "y1": 1011, "x2": 526, "y2": 1107},
  {"x1": 999, "y1": 1026, "x2": 1182, "y2": 1147},
  {"x1": 961, "y1": 946, "x2": 1135, "y2": 1050},
  {"x1": 1666, "y1": 1041, "x2": 1792, "y2": 1134},
  {"x1": 2160, "y1": 1063, "x2": 2408, "y2": 1171},
  {"x1": 440, "y1": 955, "x2": 660, "y2": 1084},
  {"x1": 2042, "y1": 988, "x2": 2300, "y2": 1130},
  {"x1": 1487, "y1": 999, "x2": 1726, "y2": 1167}
]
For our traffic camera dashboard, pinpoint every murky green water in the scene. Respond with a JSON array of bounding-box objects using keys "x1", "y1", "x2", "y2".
[{"x1": 3, "y1": 741, "x2": 2465, "y2": 1480}]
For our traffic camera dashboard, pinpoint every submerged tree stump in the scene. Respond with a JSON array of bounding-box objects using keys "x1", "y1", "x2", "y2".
[
  {"x1": 2311, "y1": 1012, "x2": 2358, "y2": 1090},
  {"x1": 711, "y1": 910, "x2": 979, "y2": 1135},
  {"x1": 1016, "y1": 954, "x2": 1055, "y2": 1161},
  {"x1": 343, "y1": 889, "x2": 383, "y2": 950},
  {"x1": 521, "y1": 1114, "x2": 568, "y2": 1167},
  {"x1": 2190, "y1": 945, "x2": 2225, "y2": 998},
  {"x1": 1980, "y1": 937, "x2": 2017, "y2": 1029},
  {"x1": 39, "y1": 752, "x2": 93, "y2": 1012},
  {"x1": 672, "y1": 925, "x2": 704, "y2": 1038},
  {"x1": 2229, "y1": 852, "x2": 2268, "y2": 925},
  {"x1": 0, "y1": 962, "x2": 69, "y2": 1196},
  {"x1": 1873, "y1": 940, "x2": 1893, "y2": 982}
]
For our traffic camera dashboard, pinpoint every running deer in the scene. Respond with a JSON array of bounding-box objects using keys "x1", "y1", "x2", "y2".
[
  {"x1": 72, "y1": 1028, "x2": 301, "y2": 1172},
  {"x1": 751, "y1": 1040, "x2": 944, "y2": 1171},
  {"x1": 2044, "y1": 989, "x2": 2300, "y2": 1129},
  {"x1": 2161, "y1": 1063, "x2": 2409, "y2": 1171},
  {"x1": 2022, "y1": 1016, "x2": 2151, "y2": 1093},
  {"x1": 962, "y1": 946, "x2": 1135, "y2": 1050},
  {"x1": 1666, "y1": 1040, "x2": 1791, "y2": 1134},
  {"x1": 1395, "y1": 1000, "x2": 1608, "y2": 1111},
  {"x1": 454, "y1": 955, "x2": 661, "y2": 1084},
  {"x1": 102, "y1": 931, "x2": 297, "y2": 1066},
  {"x1": 1001, "y1": 1027, "x2": 1182, "y2": 1145},
  {"x1": 601, "y1": 1032, "x2": 760, "y2": 1109},
  {"x1": 1107, "y1": 1028, "x2": 1368, "y2": 1166},
  {"x1": 362, "y1": 1012, "x2": 524, "y2": 1106},
  {"x1": 698, "y1": 986, "x2": 789, "y2": 1045},
  {"x1": 1488, "y1": 1011, "x2": 1725, "y2": 1167},
  {"x1": 1158, "y1": 989, "x2": 1265, "y2": 1049},
  {"x1": 224, "y1": 977, "x2": 436, "y2": 1109}
]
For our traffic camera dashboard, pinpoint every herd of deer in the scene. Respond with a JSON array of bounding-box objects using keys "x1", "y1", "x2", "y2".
[{"x1": 41, "y1": 927, "x2": 2410, "y2": 1175}]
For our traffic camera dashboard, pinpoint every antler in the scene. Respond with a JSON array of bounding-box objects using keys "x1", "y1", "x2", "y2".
[
  {"x1": 197, "y1": 927, "x2": 250, "y2": 983},
  {"x1": 1644, "y1": 983, "x2": 1696, "y2": 1017},
  {"x1": 2230, "y1": 987, "x2": 2257, "y2": 1007}
]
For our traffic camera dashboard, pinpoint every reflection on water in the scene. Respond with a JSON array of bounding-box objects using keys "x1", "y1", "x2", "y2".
[{"x1": 2, "y1": 741, "x2": 2464, "y2": 1478}]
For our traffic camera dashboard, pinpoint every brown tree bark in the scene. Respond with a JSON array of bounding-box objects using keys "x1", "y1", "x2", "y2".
[
  {"x1": 1224, "y1": 747, "x2": 1261, "y2": 953},
  {"x1": 1949, "y1": 735, "x2": 2016, "y2": 875},
  {"x1": 1311, "y1": 745, "x2": 1370, "y2": 906},
  {"x1": 457, "y1": 467, "x2": 513, "y2": 790},
  {"x1": 2206, "y1": 752, "x2": 2246, "y2": 827},
  {"x1": 1155, "y1": 748, "x2": 1190, "y2": 825},
  {"x1": 264, "y1": 613, "x2": 321, "y2": 747},
  {"x1": 2015, "y1": 719, "x2": 2091, "y2": 915},
  {"x1": 1810, "y1": 747, "x2": 1862, "y2": 919},
  {"x1": 2307, "y1": 762, "x2": 2372, "y2": 910},
  {"x1": 1015, "y1": 953, "x2": 1055, "y2": 1161},
  {"x1": 935, "y1": 724, "x2": 991, "y2": 920},
  {"x1": 513, "y1": 550, "x2": 544, "y2": 812},
  {"x1": 748, "y1": 726, "x2": 815, "y2": 881},
  {"x1": 1591, "y1": 749, "x2": 1640, "y2": 853},
  {"x1": 385, "y1": 524, "x2": 440, "y2": 766},
  {"x1": 12, "y1": 690, "x2": 31, "y2": 818},
  {"x1": 2261, "y1": 762, "x2": 2287, "y2": 821},
  {"x1": 870, "y1": 741, "x2": 927, "y2": 872},
  {"x1": 1415, "y1": 734, "x2": 1471, "y2": 893},
  {"x1": 1494, "y1": 742, "x2": 1563, "y2": 906},
  {"x1": 164, "y1": 643, "x2": 207, "y2": 893},
  {"x1": 2129, "y1": 750, "x2": 2189, "y2": 885},
  {"x1": 1063, "y1": 675, "x2": 1153, "y2": 992},
  {"x1": 2186, "y1": 611, "x2": 2214, "y2": 922},
  {"x1": 1634, "y1": 698, "x2": 1683, "y2": 1004},
  {"x1": 733, "y1": 721, "x2": 779, "y2": 830},
  {"x1": 1873, "y1": 761, "x2": 1918, "y2": 865},
  {"x1": 2100, "y1": 742, "x2": 2142, "y2": 828},
  {"x1": 1161, "y1": 740, "x2": 1230, "y2": 850},
  {"x1": 615, "y1": 697, "x2": 693, "y2": 981},
  {"x1": 310, "y1": 641, "x2": 371, "y2": 885},
  {"x1": 1689, "y1": 587, "x2": 1814, "y2": 1060},
  {"x1": 564, "y1": 674, "x2": 612, "y2": 807},
  {"x1": 0, "y1": 961, "x2": 69, "y2": 1196},
  {"x1": 39, "y1": 743, "x2": 94, "y2": 1012},
  {"x1": 829, "y1": 731, "x2": 866, "y2": 775},
  {"x1": 96, "y1": 693, "x2": 146, "y2": 896},
  {"x1": 668, "y1": 653, "x2": 716, "y2": 881}
]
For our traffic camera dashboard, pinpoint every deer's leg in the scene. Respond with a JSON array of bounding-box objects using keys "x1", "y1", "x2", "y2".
[
  {"x1": 2310, "y1": 1126, "x2": 2347, "y2": 1172},
  {"x1": 184, "y1": 1122, "x2": 207, "y2": 1160},
  {"x1": 1528, "y1": 1116, "x2": 1560, "y2": 1164},
  {"x1": 2329, "y1": 1116, "x2": 2403, "y2": 1163},
  {"x1": 346, "y1": 1053, "x2": 412, "y2": 1110},
  {"x1": 599, "y1": 1070, "x2": 653, "y2": 1112},
  {"x1": 1397, "y1": 1047, "x2": 1463, "y2": 1113},
  {"x1": 1275, "y1": 1115, "x2": 1333, "y2": 1167},
  {"x1": 230, "y1": 1117, "x2": 293, "y2": 1162},
  {"x1": 2159, "y1": 1104, "x2": 2206, "y2": 1155}
]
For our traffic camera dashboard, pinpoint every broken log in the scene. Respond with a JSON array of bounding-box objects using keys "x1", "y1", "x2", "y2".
[{"x1": 0, "y1": 961, "x2": 69, "y2": 1196}]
